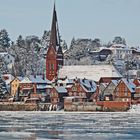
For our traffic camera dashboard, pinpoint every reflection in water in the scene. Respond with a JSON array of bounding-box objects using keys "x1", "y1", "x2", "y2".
[{"x1": 0, "y1": 112, "x2": 140, "y2": 140}]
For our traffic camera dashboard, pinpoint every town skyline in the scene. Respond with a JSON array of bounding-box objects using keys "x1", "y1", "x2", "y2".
[{"x1": 0, "y1": 0, "x2": 140, "y2": 46}]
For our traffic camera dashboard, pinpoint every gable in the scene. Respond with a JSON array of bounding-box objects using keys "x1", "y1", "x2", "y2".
[
  {"x1": 11, "y1": 78, "x2": 20, "y2": 85},
  {"x1": 104, "y1": 81, "x2": 117, "y2": 94},
  {"x1": 115, "y1": 79, "x2": 135, "y2": 93},
  {"x1": 69, "y1": 82, "x2": 84, "y2": 92},
  {"x1": 20, "y1": 77, "x2": 32, "y2": 84},
  {"x1": 51, "y1": 88, "x2": 57, "y2": 94},
  {"x1": 50, "y1": 88, "x2": 58, "y2": 97}
]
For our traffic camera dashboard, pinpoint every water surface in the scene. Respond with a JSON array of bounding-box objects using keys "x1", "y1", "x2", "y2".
[{"x1": 0, "y1": 111, "x2": 140, "y2": 140}]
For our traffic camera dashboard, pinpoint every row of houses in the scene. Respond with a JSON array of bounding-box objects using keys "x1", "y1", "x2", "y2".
[
  {"x1": 2, "y1": 73, "x2": 140, "y2": 111},
  {"x1": 5, "y1": 75, "x2": 96, "y2": 107},
  {"x1": 96, "y1": 78, "x2": 140, "y2": 111}
]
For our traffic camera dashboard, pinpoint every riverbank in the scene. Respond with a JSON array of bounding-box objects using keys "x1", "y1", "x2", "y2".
[
  {"x1": 0, "y1": 102, "x2": 131, "y2": 112},
  {"x1": 0, "y1": 102, "x2": 38, "y2": 111}
]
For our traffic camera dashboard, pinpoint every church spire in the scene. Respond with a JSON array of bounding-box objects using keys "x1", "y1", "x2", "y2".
[
  {"x1": 46, "y1": 2, "x2": 63, "y2": 81},
  {"x1": 50, "y1": 2, "x2": 59, "y2": 51}
]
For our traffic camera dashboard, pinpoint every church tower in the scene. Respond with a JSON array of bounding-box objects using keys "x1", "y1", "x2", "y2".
[{"x1": 46, "y1": 4, "x2": 63, "y2": 81}]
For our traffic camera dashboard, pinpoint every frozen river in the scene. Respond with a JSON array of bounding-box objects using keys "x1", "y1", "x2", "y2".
[{"x1": 0, "y1": 111, "x2": 140, "y2": 140}]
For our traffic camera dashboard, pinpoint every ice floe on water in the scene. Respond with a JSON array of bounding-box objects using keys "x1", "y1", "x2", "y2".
[{"x1": 0, "y1": 111, "x2": 140, "y2": 140}]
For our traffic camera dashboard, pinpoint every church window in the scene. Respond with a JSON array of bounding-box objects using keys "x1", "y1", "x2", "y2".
[{"x1": 49, "y1": 63, "x2": 54, "y2": 70}]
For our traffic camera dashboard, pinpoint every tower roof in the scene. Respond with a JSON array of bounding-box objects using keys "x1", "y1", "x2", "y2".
[{"x1": 49, "y1": 3, "x2": 60, "y2": 51}]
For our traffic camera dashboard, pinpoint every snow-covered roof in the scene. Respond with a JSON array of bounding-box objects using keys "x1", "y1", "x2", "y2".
[
  {"x1": 46, "y1": 85, "x2": 53, "y2": 88},
  {"x1": 101, "y1": 82, "x2": 109, "y2": 88},
  {"x1": 111, "y1": 44, "x2": 128, "y2": 48},
  {"x1": 66, "y1": 85, "x2": 73, "y2": 88},
  {"x1": 114, "y1": 60, "x2": 125, "y2": 67},
  {"x1": 2, "y1": 74, "x2": 15, "y2": 85},
  {"x1": 64, "y1": 96, "x2": 75, "y2": 99},
  {"x1": 121, "y1": 78, "x2": 136, "y2": 93},
  {"x1": 59, "y1": 65, "x2": 122, "y2": 82},
  {"x1": 57, "y1": 78, "x2": 74, "y2": 84},
  {"x1": 29, "y1": 75, "x2": 51, "y2": 84},
  {"x1": 0, "y1": 52, "x2": 8, "y2": 57},
  {"x1": 20, "y1": 75, "x2": 51, "y2": 84},
  {"x1": 55, "y1": 87, "x2": 67, "y2": 93},
  {"x1": 20, "y1": 77, "x2": 32, "y2": 84},
  {"x1": 36, "y1": 84, "x2": 52, "y2": 89},
  {"x1": 0, "y1": 52, "x2": 15, "y2": 59},
  {"x1": 17, "y1": 76, "x2": 24, "y2": 81},
  {"x1": 111, "y1": 80, "x2": 119, "y2": 86},
  {"x1": 79, "y1": 79, "x2": 97, "y2": 93},
  {"x1": 36, "y1": 85, "x2": 46, "y2": 89},
  {"x1": 128, "y1": 70, "x2": 137, "y2": 76}
]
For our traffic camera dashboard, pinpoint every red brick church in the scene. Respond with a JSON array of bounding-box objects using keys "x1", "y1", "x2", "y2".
[{"x1": 46, "y1": 4, "x2": 63, "y2": 81}]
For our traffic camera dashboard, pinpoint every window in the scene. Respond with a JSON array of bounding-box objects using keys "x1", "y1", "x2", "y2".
[
  {"x1": 49, "y1": 63, "x2": 54, "y2": 70},
  {"x1": 54, "y1": 92, "x2": 57, "y2": 96},
  {"x1": 125, "y1": 87, "x2": 128, "y2": 96},
  {"x1": 72, "y1": 87, "x2": 77, "y2": 91},
  {"x1": 51, "y1": 93, "x2": 54, "y2": 97},
  {"x1": 82, "y1": 93, "x2": 85, "y2": 97}
]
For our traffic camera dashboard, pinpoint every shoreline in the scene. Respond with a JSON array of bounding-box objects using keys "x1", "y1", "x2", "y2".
[{"x1": 0, "y1": 110, "x2": 139, "y2": 114}]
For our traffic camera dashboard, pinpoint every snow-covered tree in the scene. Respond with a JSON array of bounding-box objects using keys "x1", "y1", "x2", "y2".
[
  {"x1": 0, "y1": 29, "x2": 11, "y2": 51},
  {"x1": 61, "y1": 40, "x2": 68, "y2": 52},
  {"x1": 69, "y1": 37, "x2": 75, "y2": 50},
  {"x1": 112, "y1": 36, "x2": 126, "y2": 45},
  {"x1": 41, "y1": 30, "x2": 51, "y2": 48},
  {"x1": 0, "y1": 75, "x2": 9, "y2": 99},
  {"x1": 9, "y1": 35, "x2": 45, "y2": 76},
  {"x1": 0, "y1": 61, "x2": 9, "y2": 99}
]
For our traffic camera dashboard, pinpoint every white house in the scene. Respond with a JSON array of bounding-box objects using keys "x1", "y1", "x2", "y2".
[
  {"x1": 0, "y1": 52, "x2": 15, "y2": 69},
  {"x1": 110, "y1": 44, "x2": 132, "y2": 60}
]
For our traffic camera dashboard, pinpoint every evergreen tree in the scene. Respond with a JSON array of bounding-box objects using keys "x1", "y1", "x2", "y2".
[
  {"x1": 16, "y1": 35, "x2": 25, "y2": 47},
  {"x1": 0, "y1": 75, "x2": 8, "y2": 99},
  {"x1": 0, "y1": 29, "x2": 11, "y2": 50},
  {"x1": 112, "y1": 36, "x2": 126, "y2": 45},
  {"x1": 0, "y1": 62, "x2": 8, "y2": 99},
  {"x1": 69, "y1": 37, "x2": 75, "y2": 50},
  {"x1": 61, "y1": 40, "x2": 68, "y2": 51},
  {"x1": 41, "y1": 30, "x2": 51, "y2": 48}
]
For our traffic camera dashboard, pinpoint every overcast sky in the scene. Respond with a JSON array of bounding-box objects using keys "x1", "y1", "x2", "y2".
[{"x1": 0, "y1": 0, "x2": 140, "y2": 46}]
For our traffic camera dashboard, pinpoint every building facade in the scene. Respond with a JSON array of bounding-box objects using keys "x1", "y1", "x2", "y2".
[{"x1": 46, "y1": 4, "x2": 63, "y2": 81}]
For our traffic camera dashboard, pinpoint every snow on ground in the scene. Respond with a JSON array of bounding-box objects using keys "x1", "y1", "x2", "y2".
[{"x1": 128, "y1": 104, "x2": 140, "y2": 112}]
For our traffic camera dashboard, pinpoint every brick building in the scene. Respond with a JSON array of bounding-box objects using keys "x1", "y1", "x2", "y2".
[{"x1": 46, "y1": 4, "x2": 63, "y2": 81}]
